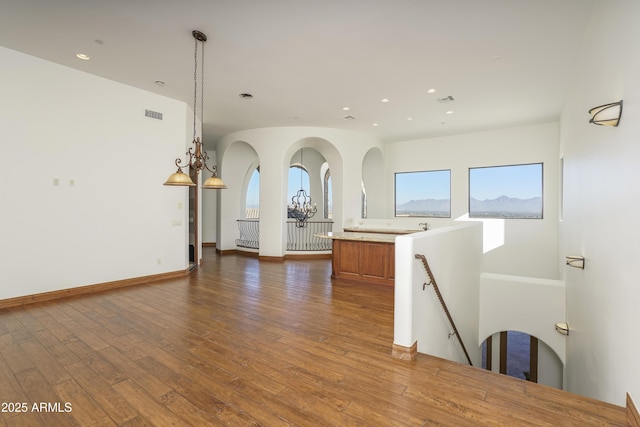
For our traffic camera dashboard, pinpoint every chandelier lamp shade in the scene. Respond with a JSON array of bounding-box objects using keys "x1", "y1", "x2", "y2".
[
  {"x1": 163, "y1": 30, "x2": 226, "y2": 189},
  {"x1": 288, "y1": 148, "x2": 317, "y2": 228}
]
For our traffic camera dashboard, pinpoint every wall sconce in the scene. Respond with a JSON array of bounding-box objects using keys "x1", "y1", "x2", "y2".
[
  {"x1": 555, "y1": 322, "x2": 570, "y2": 336},
  {"x1": 566, "y1": 255, "x2": 585, "y2": 269},
  {"x1": 588, "y1": 100, "x2": 623, "y2": 127}
]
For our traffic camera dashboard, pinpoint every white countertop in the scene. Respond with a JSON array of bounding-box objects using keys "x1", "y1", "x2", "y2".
[{"x1": 315, "y1": 231, "x2": 400, "y2": 243}]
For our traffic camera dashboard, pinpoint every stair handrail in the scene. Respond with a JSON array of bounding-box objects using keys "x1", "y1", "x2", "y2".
[{"x1": 415, "y1": 253, "x2": 473, "y2": 366}]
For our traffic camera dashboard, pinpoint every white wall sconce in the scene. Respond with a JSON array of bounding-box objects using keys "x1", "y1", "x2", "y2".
[
  {"x1": 566, "y1": 255, "x2": 585, "y2": 269},
  {"x1": 555, "y1": 322, "x2": 570, "y2": 336},
  {"x1": 588, "y1": 100, "x2": 623, "y2": 127}
]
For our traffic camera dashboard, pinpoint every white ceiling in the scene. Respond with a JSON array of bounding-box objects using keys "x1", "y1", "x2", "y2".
[{"x1": 0, "y1": 0, "x2": 594, "y2": 147}]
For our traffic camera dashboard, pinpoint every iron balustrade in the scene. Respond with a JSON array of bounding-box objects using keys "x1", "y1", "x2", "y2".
[
  {"x1": 236, "y1": 219, "x2": 333, "y2": 251},
  {"x1": 236, "y1": 219, "x2": 259, "y2": 249},
  {"x1": 286, "y1": 220, "x2": 333, "y2": 251}
]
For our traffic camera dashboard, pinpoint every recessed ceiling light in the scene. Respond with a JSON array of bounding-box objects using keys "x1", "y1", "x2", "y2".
[
  {"x1": 407, "y1": 117, "x2": 414, "y2": 121},
  {"x1": 381, "y1": 98, "x2": 390, "y2": 103},
  {"x1": 372, "y1": 123, "x2": 379, "y2": 127},
  {"x1": 76, "y1": 53, "x2": 90, "y2": 60},
  {"x1": 342, "y1": 106, "x2": 350, "y2": 111},
  {"x1": 427, "y1": 89, "x2": 437, "y2": 94},
  {"x1": 155, "y1": 80, "x2": 165, "y2": 87},
  {"x1": 446, "y1": 110, "x2": 454, "y2": 115}
]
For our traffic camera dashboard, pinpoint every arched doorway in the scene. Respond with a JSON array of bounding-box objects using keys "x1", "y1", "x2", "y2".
[{"x1": 482, "y1": 330, "x2": 563, "y2": 388}]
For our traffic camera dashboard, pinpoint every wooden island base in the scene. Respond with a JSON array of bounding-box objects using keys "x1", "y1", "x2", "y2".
[{"x1": 330, "y1": 237, "x2": 395, "y2": 286}]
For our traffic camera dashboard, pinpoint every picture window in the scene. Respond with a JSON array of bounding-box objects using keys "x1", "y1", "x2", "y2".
[
  {"x1": 469, "y1": 163, "x2": 543, "y2": 219},
  {"x1": 395, "y1": 170, "x2": 451, "y2": 218}
]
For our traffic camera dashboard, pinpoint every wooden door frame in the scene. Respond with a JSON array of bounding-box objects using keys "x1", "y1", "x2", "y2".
[{"x1": 486, "y1": 331, "x2": 538, "y2": 383}]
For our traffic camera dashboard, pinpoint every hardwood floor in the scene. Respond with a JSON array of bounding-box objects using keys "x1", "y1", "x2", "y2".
[{"x1": 0, "y1": 249, "x2": 628, "y2": 426}]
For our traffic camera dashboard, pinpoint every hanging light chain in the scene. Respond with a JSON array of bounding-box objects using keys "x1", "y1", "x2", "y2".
[
  {"x1": 163, "y1": 30, "x2": 226, "y2": 189},
  {"x1": 200, "y1": 36, "x2": 205, "y2": 139},
  {"x1": 192, "y1": 33, "x2": 198, "y2": 140}
]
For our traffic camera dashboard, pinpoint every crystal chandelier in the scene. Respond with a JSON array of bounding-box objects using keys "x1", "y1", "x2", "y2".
[
  {"x1": 163, "y1": 30, "x2": 226, "y2": 189},
  {"x1": 288, "y1": 148, "x2": 317, "y2": 228}
]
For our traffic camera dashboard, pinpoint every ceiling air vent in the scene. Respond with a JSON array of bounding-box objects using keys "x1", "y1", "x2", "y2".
[
  {"x1": 437, "y1": 96, "x2": 455, "y2": 103},
  {"x1": 145, "y1": 109, "x2": 163, "y2": 120},
  {"x1": 344, "y1": 115, "x2": 356, "y2": 120}
]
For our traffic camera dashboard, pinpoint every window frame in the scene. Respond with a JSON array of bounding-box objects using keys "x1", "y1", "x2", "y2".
[
  {"x1": 394, "y1": 169, "x2": 452, "y2": 218},
  {"x1": 468, "y1": 162, "x2": 544, "y2": 219}
]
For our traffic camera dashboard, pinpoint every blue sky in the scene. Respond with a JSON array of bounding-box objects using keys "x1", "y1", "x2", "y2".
[
  {"x1": 470, "y1": 163, "x2": 542, "y2": 200},
  {"x1": 246, "y1": 167, "x2": 313, "y2": 208},
  {"x1": 288, "y1": 167, "x2": 310, "y2": 201},
  {"x1": 395, "y1": 170, "x2": 451, "y2": 204},
  {"x1": 246, "y1": 169, "x2": 260, "y2": 207}
]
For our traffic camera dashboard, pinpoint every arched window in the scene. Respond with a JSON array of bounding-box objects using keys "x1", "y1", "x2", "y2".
[
  {"x1": 323, "y1": 168, "x2": 332, "y2": 219},
  {"x1": 288, "y1": 165, "x2": 310, "y2": 200},
  {"x1": 245, "y1": 167, "x2": 260, "y2": 218}
]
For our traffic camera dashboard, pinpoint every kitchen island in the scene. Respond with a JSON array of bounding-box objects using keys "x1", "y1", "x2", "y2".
[{"x1": 316, "y1": 230, "x2": 419, "y2": 286}]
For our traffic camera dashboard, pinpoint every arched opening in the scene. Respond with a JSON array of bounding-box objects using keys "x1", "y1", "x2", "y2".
[
  {"x1": 481, "y1": 330, "x2": 563, "y2": 388},
  {"x1": 285, "y1": 147, "x2": 333, "y2": 251},
  {"x1": 362, "y1": 147, "x2": 384, "y2": 218},
  {"x1": 245, "y1": 167, "x2": 260, "y2": 219},
  {"x1": 321, "y1": 163, "x2": 332, "y2": 219},
  {"x1": 287, "y1": 164, "x2": 311, "y2": 217},
  {"x1": 217, "y1": 140, "x2": 259, "y2": 252},
  {"x1": 235, "y1": 164, "x2": 261, "y2": 250}
]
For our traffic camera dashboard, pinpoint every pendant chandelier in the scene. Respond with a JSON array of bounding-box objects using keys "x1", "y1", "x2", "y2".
[
  {"x1": 163, "y1": 30, "x2": 226, "y2": 189},
  {"x1": 288, "y1": 148, "x2": 317, "y2": 228}
]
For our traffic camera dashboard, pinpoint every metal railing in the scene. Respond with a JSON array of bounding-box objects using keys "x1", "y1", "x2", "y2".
[
  {"x1": 286, "y1": 220, "x2": 333, "y2": 251},
  {"x1": 236, "y1": 219, "x2": 259, "y2": 249},
  {"x1": 415, "y1": 253, "x2": 473, "y2": 366},
  {"x1": 236, "y1": 219, "x2": 333, "y2": 251}
]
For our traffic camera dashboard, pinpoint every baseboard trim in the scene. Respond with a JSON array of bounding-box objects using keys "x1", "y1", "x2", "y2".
[
  {"x1": 0, "y1": 269, "x2": 189, "y2": 310},
  {"x1": 285, "y1": 253, "x2": 332, "y2": 260},
  {"x1": 202, "y1": 242, "x2": 217, "y2": 247},
  {"x1": 216, "y1": 248, "x2": 239, "y2": 255},
  {"x1": 628, "y1": 393, "x2": 639, "y2": 427},
  {"x1": 391, "y1": 341, "x2": 417, "y2": 361},
  {"x1": 259, "y1": 255, "x2": 286, "y2": 263}
]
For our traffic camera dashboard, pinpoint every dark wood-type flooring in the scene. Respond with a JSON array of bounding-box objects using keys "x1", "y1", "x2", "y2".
[{"x1": 0, "y1": 249, "x2": 629, "y2": 426}]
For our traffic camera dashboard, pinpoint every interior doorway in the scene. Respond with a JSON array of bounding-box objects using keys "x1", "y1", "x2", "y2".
[
  {"x1": 189, "y1": 166, "x2": 198, "y2": 269},
  {"x1": 482, "y1": 331, "x2": 538, "y2": 382}
]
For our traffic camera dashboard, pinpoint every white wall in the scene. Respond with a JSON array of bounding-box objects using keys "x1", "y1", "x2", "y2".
[
  {"x1": 0, "y1": 47, "x2": 190, "y2": 299},
  {"x1": 394, "y1": 222, "x2": 483, "y2": 366},
  {"x1": 201, "y1": 152, "x2": 219, "y2": 244},
  {"x1": 559, "y1": 0, "x2": 640, "y2": 406},
  {"x1": 479, "y1": 273, "x2": 566, "y2": 389},
  {"x1": 362, "y1": 147, "x2": 385, "y2": 218},
  {"x1": 479, "y1": 273, "x2": 566, "y2": 364},
  {"x1": 385, "y1": 122, "x2": 560, "y2": 279}
]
